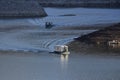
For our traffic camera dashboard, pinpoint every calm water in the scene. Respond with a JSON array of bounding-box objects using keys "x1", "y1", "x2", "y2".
[{"x1": 0, "y1": 52, "x2": 120, "y2": 80}]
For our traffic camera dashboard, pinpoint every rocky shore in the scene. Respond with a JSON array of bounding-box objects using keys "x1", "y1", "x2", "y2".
[
  {"x1": 75, "y1": 23, "x2": 120, "y2": 44},
  {"x1": 0, "y1": 0, "x2": 47, "y2": 18}
]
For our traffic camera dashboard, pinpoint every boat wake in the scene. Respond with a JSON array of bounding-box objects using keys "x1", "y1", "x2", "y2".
[{"x1": 0, "y1": 29, "x2": 74, "y2": 53}]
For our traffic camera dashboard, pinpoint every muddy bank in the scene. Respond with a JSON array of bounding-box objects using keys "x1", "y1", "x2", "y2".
[
  {"x1": 67, "y1": 23, "x2": 120, "y2": 55},
  {"x1": 68, "y1": 41, "x2": 120, "y2": 56},
  {"x1": 75, "y1": 23, "x2": 120, "y2": 44}
]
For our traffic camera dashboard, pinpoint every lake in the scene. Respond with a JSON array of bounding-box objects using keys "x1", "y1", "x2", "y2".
[{"x1": 0, "y1": 8, "x2": 120, "y2": 80}]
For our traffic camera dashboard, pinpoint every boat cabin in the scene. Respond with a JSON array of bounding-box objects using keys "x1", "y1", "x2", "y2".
[{"x1": 54, "y1": 45, "x2": 70, "y2": 55}]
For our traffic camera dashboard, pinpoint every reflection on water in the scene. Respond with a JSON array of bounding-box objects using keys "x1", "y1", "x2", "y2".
[
  {"x1": 60, "y1": 54, "x2": 69, "y2": 70},
  {"x1": 0, "y1": 51, "x2": 120, "y2": 80},
  {"x1": 108, "y1": 44, "x2": 120, "y2": 49},
  {"x1": 60, "y1": 54, "x2": 69, "y2": 80},
  {"x1": 61, "y1": 54, "x2": 69, "y2": 63}
]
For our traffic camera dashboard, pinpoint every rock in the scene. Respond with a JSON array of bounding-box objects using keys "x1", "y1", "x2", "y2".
[{"x1": 0, "y1": 0, "x2": 47, "y2": 18}]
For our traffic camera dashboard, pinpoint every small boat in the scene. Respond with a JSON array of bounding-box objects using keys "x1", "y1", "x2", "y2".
[{"x1": 54, "y1": 45, "x2": 70, "y2": 55}]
